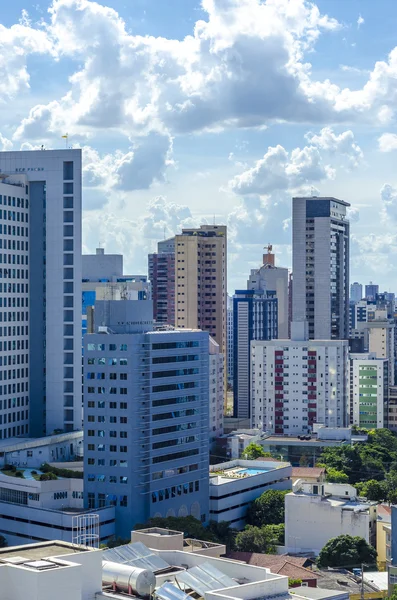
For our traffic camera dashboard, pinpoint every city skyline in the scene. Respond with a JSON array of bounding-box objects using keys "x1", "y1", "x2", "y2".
[{"x1": 1, "y1": 1, "x2": 397, "y2": 293}]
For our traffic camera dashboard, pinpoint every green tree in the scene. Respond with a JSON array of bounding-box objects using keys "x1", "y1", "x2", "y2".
[
  {"x1": 241, "y1": 443, "x2": 271, "y2": 460},
  {"x1": 263, "y1": 523, "x2": 285, "y2": 545},
  {"x1": 246, "y1": 489, "x2": 288, "y2": 526},
  {"x1": 235, "y1": 525, "x2": 276, "y2": 554},
  {"x1": 326, "y1": 468, "x2": 349, "y2": 483},
  {"x1": 356, "y1": 479, "x2": 386, "y2": 502},
  {"x1": 317, "y1": 535, "x2": 377, "y2": 568}
]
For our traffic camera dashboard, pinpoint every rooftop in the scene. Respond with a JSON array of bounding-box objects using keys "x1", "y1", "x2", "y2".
[
  {"x1": 210, "y1": 459, "x2": 290, "y2": 485},
  {"x1": 292, "y1": 467, "x2": 325, "y2": 478},
  {"x1": 315, "y1": 568, "x2": 378, "y2": 594},
  {"x1": 0, "y1": 540, "x2": 94, "y2": 561},
  {"x1": 226, "y1": 553, "x2": 317, "y2": 581}
]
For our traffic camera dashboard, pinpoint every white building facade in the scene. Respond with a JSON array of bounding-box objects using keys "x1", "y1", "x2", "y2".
[
  {"x1": 285, "y1": 481, "x2": 377, "y2": 555},
  {"x1": 209, "y1": 459, "x2": 292, "y2": 529},
  {"x1": 227, "y1": 295, "x2": 233, "y2": 387},
  {"x1": 0, "y1": 150, "x2": 82, "y2": 436},
  {"x1": 350, "y1": 353, "x2": 388, "y2": 429},
  {"x1": 209, "y1": 337, "x2": 224, "y2": 443},
  {"x1": 251, "y1": 332, "x2": 349, "y2": 434}
]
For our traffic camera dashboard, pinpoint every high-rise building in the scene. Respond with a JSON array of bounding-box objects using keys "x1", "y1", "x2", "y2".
[
  {"x1": 350, "y1": 282, "x2": 363, "y2": 303},
  {"x1": 227, "y1": 295, "x2": 233, "y2": 388},
  {"x1": 233, "y1": 290, "x2": 278, "y2": 420},
  {"x1": 349, "y1": 353, "x2": 388, "y2": 429},
  {"x1": 365, "y1": 282, "x2": 379, "y2": 301},
  {"x1": 83, "y1": 300, "x2": 210, "y2": 536},
  {"x1": 292, "y1": 196, "x2": 350, "y2": 340},
  {"x1": 247, "y1": 247, "x2": 289, "y2": 339},
  {"x1": 175, "y1": 225, "x2": 227, "y2": 405},
  {"x1": 0, "y1": 150, "x2": 82, "y2": 437},
  {"x1": 148, "y1": 238, "x2": 175, "y2": 326},
  {"x1": 209, "y1": 337, "x2": 224, "y2": 443},
  {"x1": 251, "y1": 322, "x2": 349, "y2": 433}
]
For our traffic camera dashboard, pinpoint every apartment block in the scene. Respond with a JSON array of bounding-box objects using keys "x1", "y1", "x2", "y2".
[
  {"x1": 148, "y1": 238, "x2": 175, "y2": 325},
  {"x1": 251, "y1": 324, "x2": 349, "y2": 433},
  {"x1": 0, "y1": 150, "x2": 82, "y2": 436},
  {"x1": 233, "y1": 290, "x2": 278, "y2": 420},
  {"x1": 83, "y1": 301, "x2": 210, "y2": 537},
  {"x1": 349, "y1": 353, "x2": 388, "y2": 428},
  {"x1": 292, "y1": 196, "x2": 350, "y2": 340}
]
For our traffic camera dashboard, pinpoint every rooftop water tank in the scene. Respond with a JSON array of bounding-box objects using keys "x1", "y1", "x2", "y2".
[{"x1": 102, "y1": 561, "x2": 156, "y2": 597}]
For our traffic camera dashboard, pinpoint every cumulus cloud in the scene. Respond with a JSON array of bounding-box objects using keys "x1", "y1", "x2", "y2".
[
  {"x1": 357, "y1": 14, "x2": 364, "y2": 28},
  {"x1": 305, "y1": 127, "x2": 363, "y2": 168},
  {"x1": 381, "y1": 183, "x2": 397, "y2": 222},
  {"x1": 378, "y1": 133, "x2": 397, "y2": 153},
  {"x1": 0, "y1": 134, "x2": 12, "y2": 151},
  {"x1": 83, "y1": 196, "x2": 198, "y2": 271}
]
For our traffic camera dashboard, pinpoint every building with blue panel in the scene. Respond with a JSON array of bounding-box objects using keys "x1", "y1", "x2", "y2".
[
  {"x1": 233, "y1": 290, "x2": 278, "y2": 420},
  {"x1": 83, "y1": 300, "x2": 210, "y2": 537}
]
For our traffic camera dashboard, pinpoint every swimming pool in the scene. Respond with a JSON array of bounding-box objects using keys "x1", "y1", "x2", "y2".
[{"x1": 238, "y1": 468, "x2": 270, "y2": 476}]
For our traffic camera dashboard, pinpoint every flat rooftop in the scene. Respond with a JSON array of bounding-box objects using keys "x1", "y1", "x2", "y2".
[
  {"x1": 0, "y1": 541, "x2": 94, "y2": 561},
  {"x1": 210, "y1": 464, "x2": 287, "y2": 485}
]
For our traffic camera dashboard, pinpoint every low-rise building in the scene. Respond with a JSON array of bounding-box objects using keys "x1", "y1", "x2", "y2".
[
  {"x1": 226, "y1": 553, "x2": 318, "y2": 587},
  {"x1": 285, "y1": 481, "x2": 377, "y2": 555},
  {"x1": 0, "y1": 536, "x2": 349, "y2": 600},
  {"x1": 377, "y1": 504, "x2": 392, "y2": 570},
  {"x1": 291, "y1": 467, "x2": 325, "y2": 484},
  {"x1": 209, "y1": 459, "x2": 292, "y2": 529},
  {"x1": 131, "y1": 527, "x2": 226, "y2": 557},
  {"x1": 0, "y1": 470, "x2": 115, "y2": 546},
  {"x1": 0, "y1": 432, "x2": 83, "y2": 469}
]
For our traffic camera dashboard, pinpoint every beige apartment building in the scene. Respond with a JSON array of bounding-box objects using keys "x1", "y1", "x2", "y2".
[{"x1": 175, "y1": 225, "x2": 227, "y2": 405}]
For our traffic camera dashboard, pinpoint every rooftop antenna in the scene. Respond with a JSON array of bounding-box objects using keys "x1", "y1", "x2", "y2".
[
  {"x1": 62, "y1": 133, "x2": 68, "y2": 148},
  {"x1": 213, "y1": 214, "x2": 216, "y2": 225},
  {"x1": 163, "y1": 226, "x2": 166, "y2": 240}
]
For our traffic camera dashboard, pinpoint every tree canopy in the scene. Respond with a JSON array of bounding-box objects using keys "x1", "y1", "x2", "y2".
[
  {"x1": 317, "y1": 535, "x2": 377, "y2": 568},
  {"x1": 318, "y1": 428, "x2": 397, "y2": 501},
  {"x1": 241, "y1": 443, "x2": 271, "y2": 460},
  {"x1": 246, "y1": 489, "x2": 288, "y2": 526},
  {"x1": 235, "y1": 525, "x2": 276, "y2": 554}
]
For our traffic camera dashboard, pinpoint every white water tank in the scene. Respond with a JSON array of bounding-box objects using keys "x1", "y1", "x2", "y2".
[{"x1": 102, "y1": 561, "x2": 155, "y2": 597}]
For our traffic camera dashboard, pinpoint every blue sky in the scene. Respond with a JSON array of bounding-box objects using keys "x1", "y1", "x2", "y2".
[{"x1": 2, "y1": 0, "x2": 397, "y2": 293}]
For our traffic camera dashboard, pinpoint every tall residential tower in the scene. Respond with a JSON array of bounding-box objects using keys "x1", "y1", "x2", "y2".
[
  {"x1": 292, "y1": 196, "x2": 350, "y2": 340},
  {"x1": 0, "y1": 150, "x2": 82, "y2": 437}
]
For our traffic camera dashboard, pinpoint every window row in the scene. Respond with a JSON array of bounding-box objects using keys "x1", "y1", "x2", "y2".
[
  {"x1": 0, "y1": 282, "x2": 28, "y2": 293},
  {"x1": 152, "y1": 480, "x2": 200, "y2": 503},
  {"x1": 0, "y1": 410, "x2": 28, "y2": 424},
  {"x1": 87, "y1": 358, "x2": 128, "y2": 366},
  {"x1": 0, "y1": 196, "x2": 27, "y2": 208},
  {"x1": 0, "y1": 254, "x2": 28, "y2": 265},
  {"x1": 0, "y1": 210, "x2": 28, "y2": 223},
  {"x1": 0, "y1": 423, "x2": 28, "y2": 439},
  {"x1": 86, "y1": 387, "x2": 128, "y2": 395},
  {"x1": 87, "y1": 430, "x2": 128, "y2": 438},
  {"x1": 87, "y1": 458, "x2": 128, "y2": 467},
  {"x1": 0, "y1": 297, "x2": 28, "y2": 308},
  {"x1": 0, "y1": 392, "x2": 28, "y2": 405},
  {"x1": 152, "y1": 435, "x2": 198, "y2": 450},
  {"x1": 0, "y1": 268, "x2": 28, "y2": 279},
  {"x1": 152, "y1": 368, "x2": 199, "y2": 379},
  {"x1": 152, "y1": 355, "x2": 199, "y2": 364},
  {"x1": 152, "y1": 381, "x2": 198, "y2": 393},
  {"x1": 86, "y1": 372, "x2": 128, "y2": 380},
  {"x1": 87, "y1": 444, "x2": 128, "y2": 452},
  {"x1": 152, "y1": 463, "x2": 199, "y2": 480},
  {"x1": 87, "y1": 414, "x2": 128, "y2": 424},
  {"x1": 87, "y1": 474, "x2": 129, "y2": 484},
  {"x1": 87, "y1": 343, "x2": 128, "y2": 352},
  {"x1": 0, "y1": 330, "x2": 29, "y2": 342},
  {"x1": 0, "y1": 312, "x2": 28, "y2": 322},
  {"x1": 152, "y1": 448, "x2": 199, "y2": 464},
  {"x1": 152, "y1": 408, "x2": 199, "y2": 422},
  {"x1": 0, "y1": 369, "x2": 29, "y2": 380},
  {"x1": 0, "y1": 226, "x2": 28, "y2": 237},
  {"x1": 87, "y1": 492, "x2": 127, "y2": 509},
  {"x1": 0, "y1": 239, "x2": 28, "y2": 251},
  {"x1": 86, "y1": 400, "x2": 128, "y2": 410}
]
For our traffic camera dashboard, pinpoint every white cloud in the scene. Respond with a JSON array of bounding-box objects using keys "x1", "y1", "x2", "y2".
[
  {"x1": 381, "y1": 183, "x2": 397, "y2": 222},
  {"x1": 357, "y1": 14, "x2": 364, "y2": 28},
  {"x1": 378, "y1": 133, "x2": 397, "y2": 153},
  {"x1": 228, "y1": 127, "x2": 361, "y2": 196},
  {"x1": 0, "y1": 134, "x2": 12, "y2": 151},
  {"x1": 82, "y1": 196, "x2": 197, "y2": 271},
  {"x1": 305, "y1": 126, "x2": 363, "y2": 168}
]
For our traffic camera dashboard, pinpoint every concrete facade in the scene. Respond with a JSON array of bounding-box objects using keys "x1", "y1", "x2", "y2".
[
  {"x1": 209, "y1": 459, "x2": 292, "y2": 529},
  {"x1": 247, "y1": 257, "x2": 289, "y2": 339},
  {"x1": 292, "y1": 197, "x2": 350, "y2": 340},
  {"x1": 350, "y1": 353, "x2": 388, "y2": 428},
  {"x1": 0, "y1": 431, "x2": 83, "y2": 469},
  {"x1": 0, "y1": 150, "x2": 83, "y2": 436},
  {"x1": 285, "y1": 481, "x2": 377, "y2": 555},
  {"x1": 175, "y1": 225, "x2": 227, "y2": 406},
  {"x1": 148, "y1": 238, "x2": 175, "y2": 326},
  {"x1": 83, "y1": 302, "x2": 210, "y2": 537},
  {"x1": 350, "y1": 282, "x2": 363, "y2": 303},
  {"x1": 209, "y1": 337, "x2": 224, "y2": 443},
  {"x1": 233, "y1": 290, "x2": 278, "y2": 420},
  {"x1": 251, "y1": 337, "x2": 349, "y2": 434}
]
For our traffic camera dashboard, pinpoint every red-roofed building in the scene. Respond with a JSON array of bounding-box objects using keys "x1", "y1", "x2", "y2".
[{"x1": 226, "y1": 552, "x2": 318, "y2": 587}]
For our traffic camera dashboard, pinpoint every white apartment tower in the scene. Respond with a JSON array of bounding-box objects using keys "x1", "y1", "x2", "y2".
[
  {"x1": 251, "y1": 323, "x2": 349, "y2": 434},
  {"x1": 0, "y1": 150, "x2": 82, "y2": 437},
  {"x1": 292, "y1": 196, "x2": 350, "y2": 340}
]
